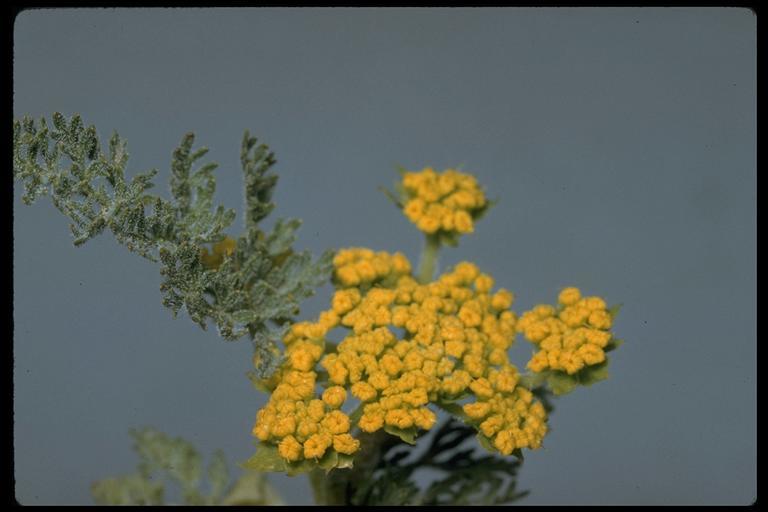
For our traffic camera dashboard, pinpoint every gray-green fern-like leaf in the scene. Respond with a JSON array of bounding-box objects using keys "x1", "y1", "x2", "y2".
[
  {"x1": 91, "y1": 473, "x2": 165, "y2": 506},
  {"x1": 91, "y1": 428, "x2": 282, "y2": 506},
  {"x1": 13, "y1": 113, "x2": 333, "y2": 375},
  {"x1": 241, "y1": 130, "x2": 278, "y2": 231}
]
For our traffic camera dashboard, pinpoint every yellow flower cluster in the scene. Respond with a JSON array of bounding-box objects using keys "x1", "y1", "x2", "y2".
[
  {"x1": 251, "y1": 329, "x2": 360, "y2": 462},
  {"x1": 401, "y1": 167, "x2": 486, "y2": 235},
  {"x1": 462, "y1": 375, "x2": 548, "y2": 454},
  {"x1": 252, "y1": 247, "x2": 551, "y2": 462},
  {"x1": 326, "y1": 255, "x2": 546, "y2": 451},
  {"x1": 518, "y1": 287, "x2": 613, "y2": 375},
  {"x1": 333, "y1": 247, "x2": 412, "y2": 288},
  {"x1": 200, "y1": 236, "x2": 237, "y2": 269}
]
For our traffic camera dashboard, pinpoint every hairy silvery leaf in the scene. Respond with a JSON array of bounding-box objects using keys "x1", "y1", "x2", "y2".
[
  {"x1": 91, "y1": 428, "x2": 281, "y2": 506},
  {"x1": 13, "y1": 113, "x2": 334, "y2": 375},
  {"x1": 221, "y1": 470, "x2": 284, "y2": 506}
]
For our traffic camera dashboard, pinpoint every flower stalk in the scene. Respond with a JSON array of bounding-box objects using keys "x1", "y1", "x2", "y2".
[
  {"x1": 417, "y1": 234, "x2": 441, "y2": 284},
  {"x1": 309, "y1": 430, "x2": 393, "y2": 505}
]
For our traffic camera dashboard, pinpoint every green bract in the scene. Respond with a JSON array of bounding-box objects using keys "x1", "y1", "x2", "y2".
[
  {"x1": 518, "y1": 336, "x2": 623, "y2": 396},
  {"x1": 242, "y1": 442, "x2": 356, "y2": 476}
]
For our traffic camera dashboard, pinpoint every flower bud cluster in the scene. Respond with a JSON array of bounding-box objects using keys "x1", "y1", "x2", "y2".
[
  {"x1": 252, "y1": 248, "x2": 551, "y2": 462},
  {"x1": 401, "y1": 167, "x2": 487, "y2": 235},
  {"x1": 251, "y1": 318, "x2": 360, "y2": 461},
  {"x1": 518, "y1": 287, "x2": 613, "y2": 374},
  {"x1": 332, "y1": 247, "x2": 412, "y2": 288}
]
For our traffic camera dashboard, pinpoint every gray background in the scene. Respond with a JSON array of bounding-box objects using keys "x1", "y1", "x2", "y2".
[{"x1": 13, "y1": 8, "x2": 755, "y2": 505}]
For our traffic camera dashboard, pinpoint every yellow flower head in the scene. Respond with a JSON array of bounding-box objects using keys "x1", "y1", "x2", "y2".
[
  {"x1": 278, "y1": 435, "x2": 302, "y2": 462},
  {"x1": 322, "y1": 386, "x2": 347, "y2": 409},
  {"x1": 251, "y1": 249, "x2": 564, "y2": 464},
  {"x1": 520, "y1": 288, "x2": 616, "y2": 375},
  {"x1": 333, "y1": 248, "x2": 411, "y2": 288},
  {"x1": 303, "y1": 433, "x2": 333, "y2": 459},
  {"x1": 399, "y1": 168, "x2": 487, "y2": 237},
  {"x1": 333, "y1": 433, "x2": 360, "y2": 455}
]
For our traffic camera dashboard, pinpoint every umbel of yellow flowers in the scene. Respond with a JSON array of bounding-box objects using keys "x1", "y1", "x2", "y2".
[
  {"x1": 401, "y1": 167, "x2": 486, "y2": 235},
  {"x1": 242, "y1": 167, "x2": 616, "y2": 465},
  {"x1": 519, "y1": 288, "x2": 614, "y2": 375}
]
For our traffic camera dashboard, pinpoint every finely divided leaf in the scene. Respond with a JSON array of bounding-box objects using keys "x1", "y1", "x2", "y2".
[{"x1": 14, "y1": 113, "x2": 334, "y2": 375}]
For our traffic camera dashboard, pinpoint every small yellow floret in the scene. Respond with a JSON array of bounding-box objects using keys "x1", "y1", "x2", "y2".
[
  {"x1": 332, "y1": 434, "x2": 360, "y2": 455},
  {"x1": 322, "y1": 386, "x2": 347, "y2": 409},
  {"x1": 588, "y1": 310, "x2": 612, "y2": 330},
  {"x1": 351, "y1": 381, "x2": 378, "y2": 402},
  {"x1": 321, "y1": 410, "x2": 351, "y2": 435},
  {"x1": 474, "y1": 274, "x2": 494, "y2": 293},
  {"x1": 303, "y1": 433, "x2": 332, "y2": 459},
  {"x1": 491, "y1": 289, "x2": 514, "y2": 310},
  {"x1": 464, "y1": 401, "x2": 491, "y2": 419},
  {"x1": 558, "y1": 287, "x2": 582, "y2": 306},
  {"x1": 454, "y1": 210, "x2": 474, "y2": 234},
  {"x1": 278, "y1": 435, "x2": 302, "y2": 462},
  {"x1": 358, "y1": 412, "x2": 385, "y2": 433}
]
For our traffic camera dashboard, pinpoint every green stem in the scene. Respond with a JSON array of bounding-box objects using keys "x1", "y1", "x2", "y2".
[
  {"x1": 417, "y1": 234, "x2": 441, "y2": 284},
  {"x1": 308, "y1": 469, "x2": 326, "y2": 504},
  {"x1": 309, "y1": 468, "x2": 346, "y2": 505},
  {"x1": 308, "y1": 430, "x2": 393, "y2": 505}
]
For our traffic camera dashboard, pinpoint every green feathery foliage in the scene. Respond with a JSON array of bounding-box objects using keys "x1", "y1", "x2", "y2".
[
  {"x1": 91, "y1": 428, "x2": 282, "y2": 506},
  {"x1": 349, "y1": 418, "x2": 529, "y2": 506},
  {"x1": 13, "y1": 113, "x2": 333, "y2": 377}
]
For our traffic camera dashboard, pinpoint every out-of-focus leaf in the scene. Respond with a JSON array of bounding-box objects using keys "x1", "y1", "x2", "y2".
[
  {"x1": 91, "y1": 428, "x2": 280, "y2": 506},
  {"x1": 91, "y1": 474, "x2": 164, "y2": 506},
  {"x1": 207, "y1": 450, "x2": 229, "y2": 503},
  {"x1": 241, "y1": 443, "x2": 287, "y2": 473},
  {"x1": 221, "y1": 470, "x2": 284, "y2": 506}
]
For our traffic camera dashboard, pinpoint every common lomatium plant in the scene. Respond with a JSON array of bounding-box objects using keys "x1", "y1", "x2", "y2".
[{"x1": 14, "y1": 113, "x2": 623, "y2": 506}]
